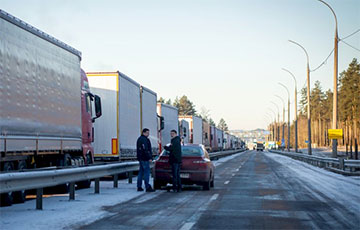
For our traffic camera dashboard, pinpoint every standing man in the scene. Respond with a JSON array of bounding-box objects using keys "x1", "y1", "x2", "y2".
[
  {"x1": 136, "y1": 128, "x2": 155, "y2": 192},
  {"x1": 164, "y1": 130, "x2": 182, "y2": 192}
]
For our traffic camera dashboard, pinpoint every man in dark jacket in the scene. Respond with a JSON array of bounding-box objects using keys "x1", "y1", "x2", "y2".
[
  {"x1": 136, "y1": 128, "x2": 155, "y2": 192},
  {"x1": 164, "y1": 130, "x2": 182, "y2": 192}
]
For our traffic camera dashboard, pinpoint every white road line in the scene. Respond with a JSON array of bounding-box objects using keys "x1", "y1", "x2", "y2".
[
  {"x1": 210, "y1": 193, "x2": 219, "y2": 202},
  {"x1": 179, "y1": 222, "x2": 196, "y2": 230},
  {"x1": 236, "y1": 168, "x2": 239, "y2": 171},
  {"x1": 224, "y1": 180, "x2": 230, "y2": 185},
  {"x1": 232, "y1": 173, "x2": 235, "y2": 176}
]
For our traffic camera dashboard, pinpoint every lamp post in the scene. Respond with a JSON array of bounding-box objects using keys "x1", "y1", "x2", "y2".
[
  {"x1": 267, "y1": 108, "x2": 278, "y2": 142},
  {"x1": 275, "y1": 94, "x2": 285, "y2": 149},
  {"x1": 279, "y1": 82, "x2": 291, "y2": 152},
  {"x1": 317, "y1": 0, "x2": 338, "y2": 157},
  {"x1": 289, "y1": 40, "x2": 312, "y2": 155},
  {"x1": 282, "y1": 68, "x2": 298, "y2": 152},
  {"x1": 270, "y1": 101, "x2": 280, "y2": 143}
]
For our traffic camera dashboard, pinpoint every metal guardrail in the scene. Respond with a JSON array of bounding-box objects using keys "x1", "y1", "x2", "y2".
[
  {"x1": 268, "y1": 150, "x2": 360, "y2": 176},
  {"x1": 0, "y1": 149, "x2": 245, "y2": 209}
]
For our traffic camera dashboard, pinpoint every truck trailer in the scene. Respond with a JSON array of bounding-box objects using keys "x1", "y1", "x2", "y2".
[
  {"x1": 202, "y1": 121, "x2": 211, "y2": 151},
  {"x1": 215, "y1": 128, "x2": 224, "y2": 151},
  {"x1": 178, "y1": 116, "x2": 203, "y2": 145},
  {"x1": 0, "y1": 10, "x2": 101, "y2": 205},
  {"x1": 157, "y1": 103, "x2": 179, "y2": 152},
  {"x1": 87, "y1": 72, "x2": 158, "y2": 160},
  {"x1": 179, "y1": 119, "x2": 190, "y2": 144}
]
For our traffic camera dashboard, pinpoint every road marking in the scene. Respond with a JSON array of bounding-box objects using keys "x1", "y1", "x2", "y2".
[
  {"x1": 232, "y1": 173, "x2": 235, "y2": 176},
  {"x1": 179, "y1": 222, "x2": 195, "y2": 230},
  {"x1": 236, "y1": 168, "x2": 239, "y2": 171},
  {"x1": 224, "y1": 180, "x2": 230, "y2": 185},
  {"x1": 210, "y1": 193, "x2": 219, "y2": 201}
]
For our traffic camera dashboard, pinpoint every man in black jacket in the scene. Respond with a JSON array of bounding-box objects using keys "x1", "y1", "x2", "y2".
[
  {"x1": 136, "y1": 128, "x2": 155, "y2": 192},
  {"x1": 164, "y1": 130, "x2": 182, "y2": 192}
]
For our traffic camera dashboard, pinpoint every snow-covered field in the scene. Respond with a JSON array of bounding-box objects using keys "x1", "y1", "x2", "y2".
[
  {"x1": 0, "y1": 152, "x2": 245, "y2": 230},
  {"x1": 265, "y1": 151, "x2": 360, "y2": 214}
]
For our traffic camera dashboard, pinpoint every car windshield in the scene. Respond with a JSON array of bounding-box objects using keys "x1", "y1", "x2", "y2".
[{"x1": 161, "y1": 146, "x2": 203, "y2": 157}]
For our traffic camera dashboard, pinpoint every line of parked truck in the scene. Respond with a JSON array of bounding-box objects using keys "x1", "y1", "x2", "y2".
[{"x1": 0, "y1": 10, "x2": 243, "y2": 205}]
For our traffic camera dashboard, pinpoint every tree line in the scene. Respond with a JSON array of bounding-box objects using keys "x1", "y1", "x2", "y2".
[{"x1": 157, "y1": 95, "x2": 229, "y2": 131}]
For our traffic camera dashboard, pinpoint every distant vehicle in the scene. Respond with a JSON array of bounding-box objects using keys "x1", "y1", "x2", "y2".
[
  {"x1": 157, "y1": 103, "x2": 179, "y2": 152},
  {"x1": 256, "y1": 143, "x2": 264, "y2": 151},
  {"x1": 153, "y1": 144, "x2": 215, "y2": 190}
]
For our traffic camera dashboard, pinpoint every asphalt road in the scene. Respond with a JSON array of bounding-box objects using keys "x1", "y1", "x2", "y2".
[{"x1": 79, "y1": 150, "x2": 359, "y2": 230}]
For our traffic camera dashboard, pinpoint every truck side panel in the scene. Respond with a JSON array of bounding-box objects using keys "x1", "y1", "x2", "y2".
[
  {"x1": 119, "y1": 73, "x2": 140, "y2": 157},
  {"x1": 0, "y1": 12, "x2": 82, "y2": 152},
  {"x1": 142, "y1": 87, "x2": 158, "y2": 154}
]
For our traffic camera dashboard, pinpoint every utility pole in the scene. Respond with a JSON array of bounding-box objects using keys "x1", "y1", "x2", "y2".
[
  {"x1": 289, "y1": 40, "x2": 312, "y2": 155},
  {"x1": 275, "y1": 95, "x2": 286, "y2": 150},
  {"x1": 317, "y1": 0, "x2": 338, "y2": 158}
]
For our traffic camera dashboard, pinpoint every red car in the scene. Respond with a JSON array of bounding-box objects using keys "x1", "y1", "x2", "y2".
[{"x1": 153, "y1": 144, "x2": 215, "y2": 190}]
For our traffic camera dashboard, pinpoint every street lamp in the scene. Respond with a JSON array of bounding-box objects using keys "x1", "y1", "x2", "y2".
[
  {"x1": 289, "y1": 40, "x2": 312, "y2": 155},
  {"x1": 317, "y1": 0, "x2": 339, "y2": 157},
  {"x1": 270, "y1": 101, "x2": 280, "y2": 143},
  {"x1": 267, "y1": 108, "x2": 278, "y2": 143},
  {"x1": 275, "y1": 95, "x2": 286, "y2": 148},
  {"x1": 282, "y1": 68, "x2": 298, "y2": 153},
  {"x1": 279, "y1": 82, "x2": 290, "y2": 152}
]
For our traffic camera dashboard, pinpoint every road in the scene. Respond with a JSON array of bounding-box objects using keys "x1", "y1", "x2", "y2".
[{"x1": 78, "y1": 150, "x2": 360, "y2": 230}]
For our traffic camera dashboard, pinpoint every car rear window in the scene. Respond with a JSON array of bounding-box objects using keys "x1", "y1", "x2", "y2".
[{"x1": 161, "y1": 146, "x2": 203, "y2": 157}]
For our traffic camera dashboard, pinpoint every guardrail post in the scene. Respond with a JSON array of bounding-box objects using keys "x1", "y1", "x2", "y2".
[
  {"x1": 36, "y1": 188, "x2": 43, "y2": 210},
  {"x1": 113, "y1": 174, "x2": 118, "y2": 188},
  {"x1": 339, "y1": 158, "x2": 345, "y2": 170},
  {"x1": 95, "y1": 178, "x2": 100, "y2": 194},
  {"x1": 69, "y1": 182, "x2": 75, "y2": 200},
  {"x1": 128, "y1": 171, "x2": 133, "y2": 184},
  {"x1": 355, "y1": 138, "x2": 358, "y2": 160}
]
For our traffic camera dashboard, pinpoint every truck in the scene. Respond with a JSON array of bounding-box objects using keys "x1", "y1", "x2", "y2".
[
  {"x1": 157, "y1": 103, "x2": 179, "y2": 152},
  {"x1": 202, "y1": 121, "x2": 211, "y2": 151},
  {"x1": 86, "y1": 72, "x2": 158, "y2": 160},
  {"x1": 179, "y1": 119, "x2": 190, "y2": 144},
  {"x1": 178, "y1": 116, "x2": 203, "y2": 145},
  {"x1": 215, "y1": 128, "x2": 224, "y2": 151},
  {"x1": 0, "y1": 10, "x2": 102, "y2": 205},
  {"x1": 256, "y1": 142, "x2": 264, "y2": 151},
  {"x1": 210, "y1": 125, "x2": 218, "y2": 152}
]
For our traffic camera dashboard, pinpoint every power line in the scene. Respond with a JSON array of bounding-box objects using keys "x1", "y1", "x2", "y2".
[
  {"x1": 340, "y1": 28, "x2": 360, "y2": 41},
  {"x1": 341, "y1": 40, "x2": 360, "y2": 52},
  {"x1": 310, "y1": 48, "x2": 334, "y2": 72}
]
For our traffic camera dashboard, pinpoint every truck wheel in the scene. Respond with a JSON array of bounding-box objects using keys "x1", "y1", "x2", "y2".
[
  {"x1": 77, "y1": 155, "x2": 92, "y2": 189},
  {"x1": 13, "y1": 161, "x2": 27, "y2": 203},
  {"x1": 1, "y1": 162, "x2": 14, "y2": 206},
  {"x1": 54, "y1": 154, "x2": 71, "y2": 193}
]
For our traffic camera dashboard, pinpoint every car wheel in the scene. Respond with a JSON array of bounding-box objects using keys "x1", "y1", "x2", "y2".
[
  {"x1": 13, "y1": 161, "x2": 27, "y2": 203},
  {"x1": 203, "y1": 180, "x2": 210, "y2": 191},
  {"x1": 1, "y1": 162, "x2": 14, "y2": 206},
  {"x1": 154, "y1": 180, "x2": 163, "y2": 190}
]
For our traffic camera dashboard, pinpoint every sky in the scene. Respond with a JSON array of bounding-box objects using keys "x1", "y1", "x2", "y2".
[{"x1": 1, "y1": 0, "x2": 359, "y2": 130}]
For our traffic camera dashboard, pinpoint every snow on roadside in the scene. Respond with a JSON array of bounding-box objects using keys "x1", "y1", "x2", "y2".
[
  {"x1": 265, "y1": 151, "x2": 360, "y2": 213},
  {"x1": 213, "y1": 150, "x2": 247, "y2": 166},
  {"x1": 0, "y1": 152, "x2": 245, "y2": 230}
]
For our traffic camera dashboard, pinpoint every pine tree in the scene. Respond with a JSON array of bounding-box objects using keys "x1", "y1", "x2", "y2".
[
  {"x1": 173, "y1": 95, "x2": 197, "y2": 116},
  {"x1": 218, "y1": 118, "x2": 229, "y2": 131}
]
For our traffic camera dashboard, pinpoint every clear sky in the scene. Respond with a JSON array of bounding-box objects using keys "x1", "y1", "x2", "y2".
[{"x1": 1, "y1": 0, "x2": 359, "y2": 130}]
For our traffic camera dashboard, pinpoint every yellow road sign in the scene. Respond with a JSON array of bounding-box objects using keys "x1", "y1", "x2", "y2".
[{"x1": 328, "y1": 129, "x2": 343, "y2": 139}]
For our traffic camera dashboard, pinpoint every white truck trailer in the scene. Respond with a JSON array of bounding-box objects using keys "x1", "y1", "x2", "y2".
[
  {"x1": 87, "y1": 72, "x2": 158, "y2": 160},
  {"x1": 179, "y1": 119, "x2": 190, "y2": 144},
  {"x1": 178, "y1": 116, "x2": 203, "y2": 145},
  {"x1": 157, "y1": 103, "x2": 179, "y2": 152},
  {"x1": 215, "y1": 128, "x2": 224, "y2": 151}
]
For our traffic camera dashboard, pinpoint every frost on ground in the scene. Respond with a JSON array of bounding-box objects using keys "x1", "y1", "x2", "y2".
[
  {"x1": 0, "y1": 151, "x2": 244, "y2": 230},
  {"x1": 265, "y1": 151, "x2": 360, "y2": 214}
]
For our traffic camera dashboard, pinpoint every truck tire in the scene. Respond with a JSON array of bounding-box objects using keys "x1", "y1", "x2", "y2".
[
  {"x1": 54, "y1": 154, "x2": 72, "y2": 193},
  {"x1": 77, "y1": 156, "x2": 92, "y2": 189},
  {"x1": 1, "y1": 162, "x2": 14, "y2": 206},
  {"x1": 13, "y1": 161, "x2": 27, "y2": 203}
]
